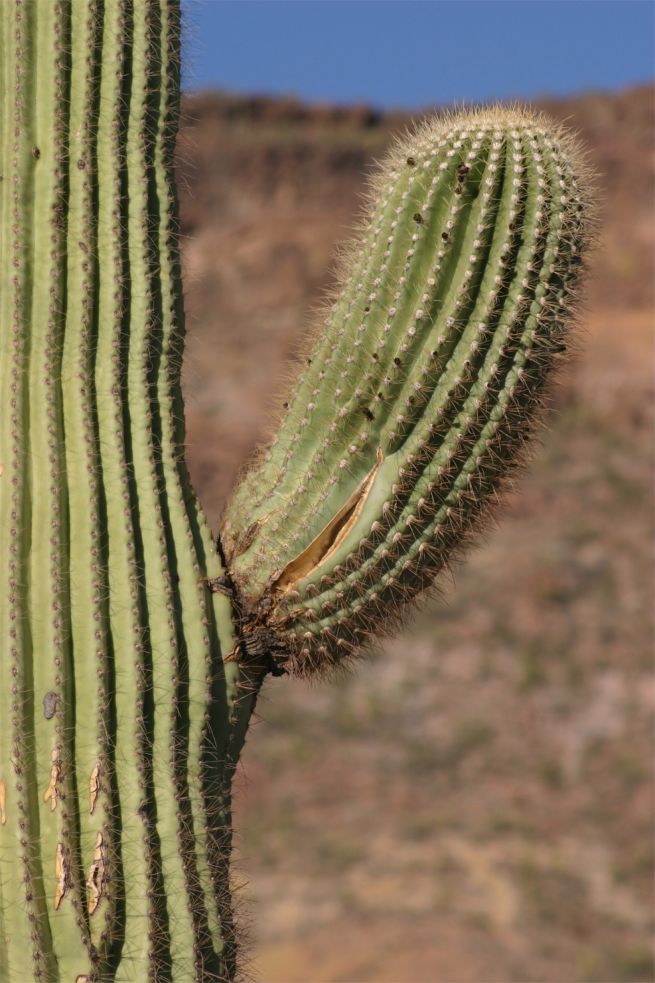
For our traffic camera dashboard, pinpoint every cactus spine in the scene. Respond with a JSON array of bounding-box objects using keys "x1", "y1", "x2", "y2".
[
  {"x1": 0, "y1": 1, "x2": 593, "y2": 979},
  {"x1": 0, "y1": 2, "x2": 257, "y2": 979}
]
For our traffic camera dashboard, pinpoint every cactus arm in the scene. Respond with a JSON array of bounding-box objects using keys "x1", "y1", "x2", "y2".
[
  {"x1": 291, "y1": 132, "x2": 547, "y2": 608},
  {"x1": 221, "y1": 113, "x2": 592, "y2": 673}
]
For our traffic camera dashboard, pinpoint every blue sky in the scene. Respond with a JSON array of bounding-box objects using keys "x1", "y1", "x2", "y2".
[{"x1": 181, "y1": 1, "x2": 654, "y2": 109}]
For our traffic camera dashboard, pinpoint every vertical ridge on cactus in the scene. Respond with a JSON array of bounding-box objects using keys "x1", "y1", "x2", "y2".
[{"x1": 0, "y1": 2, "x2": 594, "y2": 980}]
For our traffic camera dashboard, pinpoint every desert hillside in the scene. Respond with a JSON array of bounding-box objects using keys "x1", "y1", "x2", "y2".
[{"x1": 176, "y1": 86, "x2": 654, "y2": 983}]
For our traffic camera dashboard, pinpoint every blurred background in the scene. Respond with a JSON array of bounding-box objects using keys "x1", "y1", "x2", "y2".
[{"x1": 178, "y1": 2, "x2": 654, "y2": 981}]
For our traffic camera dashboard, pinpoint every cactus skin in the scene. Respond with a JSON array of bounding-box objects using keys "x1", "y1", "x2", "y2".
[
  {"x1": 0, "y1": 2, "x2": 260, "y2": 980},
  {"x1": 221, "y1": 109, "x2": 593, "y2": 675}
]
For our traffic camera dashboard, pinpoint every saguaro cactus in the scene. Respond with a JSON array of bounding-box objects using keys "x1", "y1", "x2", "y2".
[{"x1": 0, "y1": 1, "x2": 592, "y2": 981}]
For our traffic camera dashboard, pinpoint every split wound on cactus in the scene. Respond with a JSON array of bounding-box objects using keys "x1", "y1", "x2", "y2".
[{"x1": 274, "y1": 448, "x2": 384, "y2": 592}]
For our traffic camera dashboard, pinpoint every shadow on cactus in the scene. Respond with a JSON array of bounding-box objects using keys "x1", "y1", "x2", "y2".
[{"x1": 0, "y1": 0, "x2": 594, "y2": 979}]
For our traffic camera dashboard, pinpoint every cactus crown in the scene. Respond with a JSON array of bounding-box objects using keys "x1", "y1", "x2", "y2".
[{"x1": 221, "y1": 107, "x2": 594, "y2": 675}]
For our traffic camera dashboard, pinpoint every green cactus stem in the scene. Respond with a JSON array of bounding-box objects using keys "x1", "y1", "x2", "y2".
[
  {"x1": 0, "y1": 2, "x2": 258, "y2": 980},
  {"x1": 0, "y1": 0, "x2": 594, "y2": 978},
  {"x1": 221, "y1": 109, "x2": 593, "y2": 675}
]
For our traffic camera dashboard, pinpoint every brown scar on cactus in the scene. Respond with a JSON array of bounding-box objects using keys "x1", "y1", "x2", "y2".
[
  {"x1": 86, "y1": 831, "x2": 106, "y2": 916},
  {"x1": 43, "y1": 749, "x2": 61, "y2": 813},
  {"x1": 54, "y1": 843, "x2": 70, "y2": 911},
  {"x1": 88, "y1": 763, "x2": 100, "y2": 815}
]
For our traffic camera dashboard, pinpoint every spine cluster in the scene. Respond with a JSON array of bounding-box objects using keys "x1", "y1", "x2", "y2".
[
  {"x1": 222, "y1": 108, "x2": 593, "y2": 674},
  {"x1": 0, "y1": 2, "x2": 254, "y2": 980}
]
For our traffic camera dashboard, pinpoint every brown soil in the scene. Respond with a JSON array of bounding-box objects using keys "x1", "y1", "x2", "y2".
[{"x1": 177, "y1": 85, "x2": 655, "y2": 983}]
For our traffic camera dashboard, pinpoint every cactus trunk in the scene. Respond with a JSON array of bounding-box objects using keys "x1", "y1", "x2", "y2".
[{"x1": 0, "y1": 2, "x2": 259, "y2": 979}]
